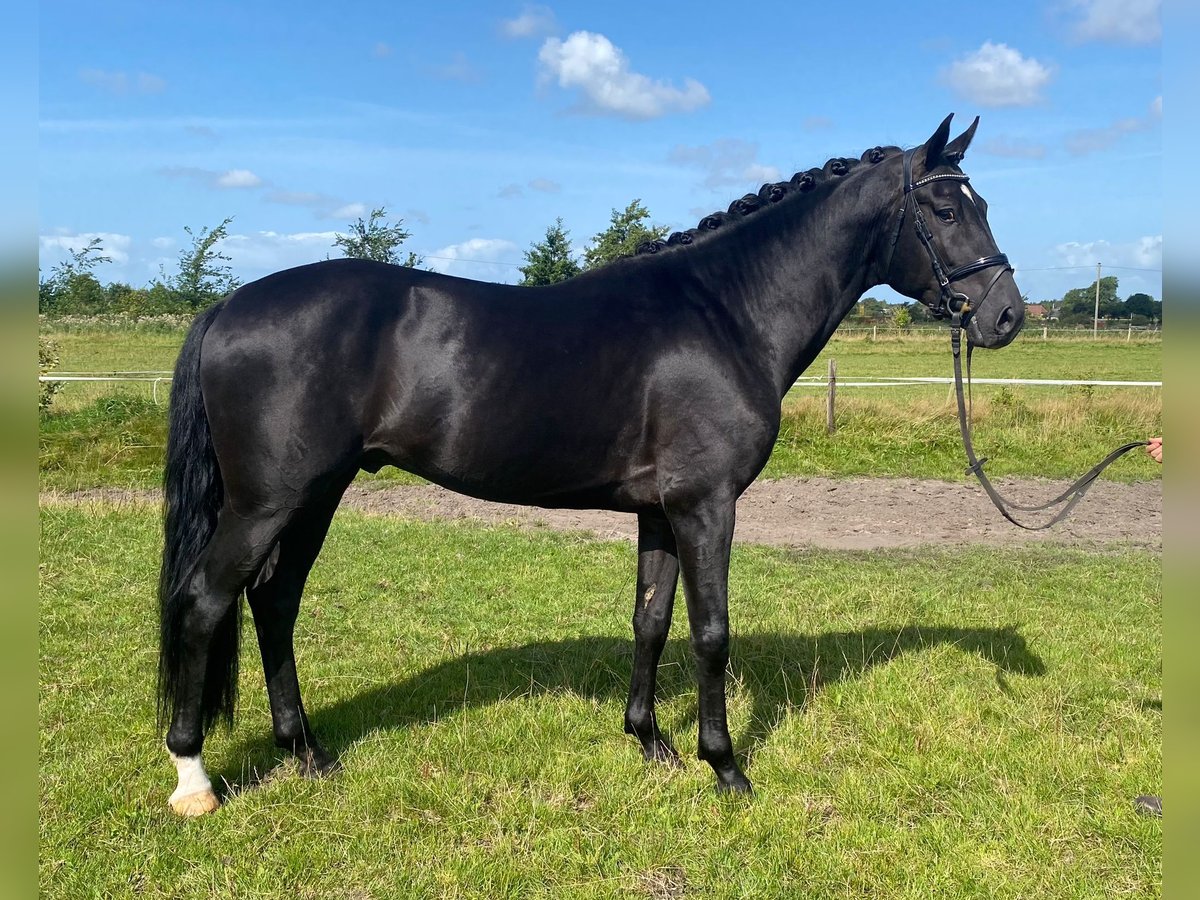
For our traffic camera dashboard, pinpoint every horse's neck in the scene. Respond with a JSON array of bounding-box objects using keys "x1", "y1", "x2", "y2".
[{"x1": 695, "y1": 177, "x2": 887, "y2": 398}]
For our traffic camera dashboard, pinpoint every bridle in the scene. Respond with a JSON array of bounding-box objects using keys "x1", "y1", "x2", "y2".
[
  {"x1": 882, "y1": 146, "x2": 1012, "y2": 322},
  {"x1": 883, "y1": 146, "x2": 1148, "y2": 530}
]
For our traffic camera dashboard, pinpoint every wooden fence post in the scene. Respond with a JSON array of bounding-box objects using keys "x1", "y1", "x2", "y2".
[{"x1": 826, "y1": 358, "x2": 837, "y2": 435}]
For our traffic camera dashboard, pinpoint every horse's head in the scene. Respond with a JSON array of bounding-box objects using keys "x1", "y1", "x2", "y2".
[{"x1": 881, "y1": 114, "x2": 1024, "y2": 349}]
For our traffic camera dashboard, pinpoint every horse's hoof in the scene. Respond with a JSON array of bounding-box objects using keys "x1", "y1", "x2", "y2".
[
  {"x1": 644, "y1": 741, "x2": 683, "y2": 768},
  {"x1": 1135, "y1": 795, "x2": 1162, "y2": 817},
  {"x1": 169, "y1": 789, "x2": 220, "y2": 817},
  {"x1": 715, "y1": 774, "x2": 753, "y2": 795},
  {"x1": 298, "y1": 749, "x2": 341, "y2": 779}
]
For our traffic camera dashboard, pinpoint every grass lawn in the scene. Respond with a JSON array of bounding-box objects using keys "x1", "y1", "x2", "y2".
[
  {"x1": 37, "y1": 324, "x2": 1162, "y2": 491},
  {"x1": 804, "y1": 331, "x2": 1161, "y2": 384},
  {"x1": 40, "y1": 503, "x2": 1161, "y2": 899}
]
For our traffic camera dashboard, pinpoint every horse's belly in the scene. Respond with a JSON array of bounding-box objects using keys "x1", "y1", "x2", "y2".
[{"x1": 372, "y1": 430, "x2": 657, "y2": 512}]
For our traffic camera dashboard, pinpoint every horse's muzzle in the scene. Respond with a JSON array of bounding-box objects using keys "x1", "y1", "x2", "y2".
[{"x1": 967, "y1": 299, "x2": 1024, "y2": 349}]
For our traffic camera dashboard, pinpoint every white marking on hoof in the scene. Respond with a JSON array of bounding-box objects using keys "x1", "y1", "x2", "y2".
[{"x1": 169, "y1": 751, "x2": 219, "y2": 817}]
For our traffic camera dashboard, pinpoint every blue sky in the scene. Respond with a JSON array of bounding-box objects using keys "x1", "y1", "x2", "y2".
[{"x1": 39, "y1": 0, "x2": 1161, "y2": 304}]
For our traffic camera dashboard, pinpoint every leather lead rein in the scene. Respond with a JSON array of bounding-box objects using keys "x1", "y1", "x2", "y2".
[
  {"x1": 949, "y1": 314, "x2": 1149, "y2": 530},
  {"x1": 889, "y1": 146, "x2": 1146, "y2": 529}
]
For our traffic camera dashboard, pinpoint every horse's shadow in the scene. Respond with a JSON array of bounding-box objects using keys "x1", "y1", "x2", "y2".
[{"x1": 217, "y1": 624, "x2": 1044, "y2": 791}]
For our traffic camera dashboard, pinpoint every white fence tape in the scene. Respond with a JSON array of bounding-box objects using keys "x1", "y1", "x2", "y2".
[
  {"x1": 40, "y1": 373, "x2": 174, "y2": 402},
  {"x1": 790, "y1": 376, "x2": 1162, "y2": 388},
  {"x1": 43, "y1": 373, "x2": 1162, "y2": 390}
]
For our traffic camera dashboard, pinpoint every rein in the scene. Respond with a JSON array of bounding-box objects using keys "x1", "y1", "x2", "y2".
[
  {"x1": 889, "y1": 147, "x2": 1149, "y2": 530},
  {"x1": 949, "y1": 314, "x2": 1148, "y2": 530}
]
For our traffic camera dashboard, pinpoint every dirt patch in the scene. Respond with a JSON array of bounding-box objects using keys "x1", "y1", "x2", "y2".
[
  {"x1": 340, "y1": 478, "x2": 1160, "y2": 551},
  {"x1": 50, "y1": 477, "x2": 1160, "y2": 551}
]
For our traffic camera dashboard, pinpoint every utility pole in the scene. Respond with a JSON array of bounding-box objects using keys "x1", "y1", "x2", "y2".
[{"x1": 1093, "y1": 262, "x2": 1101, "y2": 339}]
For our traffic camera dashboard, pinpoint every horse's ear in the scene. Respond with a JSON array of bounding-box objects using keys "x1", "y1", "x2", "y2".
[
  {"x1": 944, "y1": 115, "x2": 980, "y2": 163},
  {"x1": 922, "y1": 114, "x2": 955, "y2": 172}
]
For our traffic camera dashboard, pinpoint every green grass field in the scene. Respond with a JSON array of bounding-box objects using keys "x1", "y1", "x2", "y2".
[
  {"x1": 40, "y1": 503, "x2": 1161, "y2": 899},
  {"x1": 38, "y1": 324, "x2": 1163, "y2": 896},
  {"x1": 38, "y1": 322, "x2": 1162, "y2": 490}
]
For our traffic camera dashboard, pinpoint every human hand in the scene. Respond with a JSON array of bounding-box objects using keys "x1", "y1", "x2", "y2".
[{"x1": 1147, "y1": 437, "x2": 1162, "y2": 464}]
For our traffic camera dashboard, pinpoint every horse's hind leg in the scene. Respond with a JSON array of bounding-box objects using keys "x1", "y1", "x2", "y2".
[
  {"x1": 624, "y1": 511, "x2": 682, "y2": 763},
  {"x1": 165, "y1": 506, "x2": 293, "y2": 816},
  {"x1": 667, "y1": 494, "x2": 751, "y2": 793},
  {"x1": 246, "y1": 491, "x2": 345, "y2": 777}
]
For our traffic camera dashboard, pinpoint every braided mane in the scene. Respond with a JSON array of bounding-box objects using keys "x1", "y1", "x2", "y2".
[{"x1": 635, "y1": 145, "x2": 903, "y2": 257}]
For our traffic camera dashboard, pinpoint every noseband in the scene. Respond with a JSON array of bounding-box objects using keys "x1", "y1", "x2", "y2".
[{"x1": 883, "y1": 147, "x2": 1012, "y2": 322}]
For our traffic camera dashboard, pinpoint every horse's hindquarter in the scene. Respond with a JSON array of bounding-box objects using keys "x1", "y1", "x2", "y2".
[{"x1": 201, "y1": 259, "x2": 778, "y2": 512}]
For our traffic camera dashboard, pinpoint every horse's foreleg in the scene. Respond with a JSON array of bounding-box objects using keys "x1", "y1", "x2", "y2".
[
  {"x1": 246, "y1": 496, "x2": 343, "y2": 777},
  {"x1": 165, "y1": 508, "x2": 290, "y2": 816},
  {"x1": 624, "y1": 511, "x2": 681, "y2": 763},
  {"x1": 669, "y1": 496, "x2": 751, "y2": 793}
]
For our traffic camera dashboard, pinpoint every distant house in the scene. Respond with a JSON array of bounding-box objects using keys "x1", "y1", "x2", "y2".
[{"x1": 1025, "y1": 303, "x2": 1048, "y2": 319}]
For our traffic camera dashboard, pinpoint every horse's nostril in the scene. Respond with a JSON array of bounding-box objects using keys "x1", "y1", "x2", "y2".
[{"x1": 996, "y1": 306, "x2": 1016, "y2": 334}]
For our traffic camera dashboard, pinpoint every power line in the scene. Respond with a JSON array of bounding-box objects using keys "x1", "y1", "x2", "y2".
[{"x1": 1016, "y1": 264, "x2": 1162, "y2": 273}]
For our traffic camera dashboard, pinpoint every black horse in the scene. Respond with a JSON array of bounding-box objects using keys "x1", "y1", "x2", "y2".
[{"x1": 158, "y1": 114, "x2": 1024, "y2": 815}]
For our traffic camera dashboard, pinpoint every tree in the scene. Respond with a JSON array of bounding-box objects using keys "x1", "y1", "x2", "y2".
[
  {"x1": 1124, "y1": 292, "x2": 1160, "y2": 321},
  {"x1": 582, "y1": 199, "x2": 668, "y2": 270},
  {"x1": 333, "y1": 207, "x2": 422, "y2": 267},
  {"x1": 1058, "y1": 275, "x2": 1119, "y2": 325},
  {"x1": 39, "y1": 237, "x2": 111, "y2": 313},
  {"x1": 855, "y1": 296, "x2": 889, "y2": 320},
  {"x1": 171, "y1": 216, "x2": 240, "y2": 309},
  {"x1": 893, "y1": 306, "x2": 912, "y2": 329},
  {"x1": 519, "y1": 218, "x2": 581, "y2": 286},
  {"x1": 904, "y1": 300, "x2": 934, "y2": 322}
]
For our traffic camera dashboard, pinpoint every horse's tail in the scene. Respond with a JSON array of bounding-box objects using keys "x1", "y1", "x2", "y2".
[{"x1": 157, "y1": 299, "x2": 236, "y2": 733}]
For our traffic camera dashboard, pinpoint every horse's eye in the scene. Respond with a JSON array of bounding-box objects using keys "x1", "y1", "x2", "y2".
[{"x1": 936, "y1": 208, "x2": 956, "y2": 224}]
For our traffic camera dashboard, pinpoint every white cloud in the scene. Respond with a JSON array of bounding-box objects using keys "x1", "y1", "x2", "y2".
[
  {"x1": 741, "y1": 163, "x2": 781, "y2": 184},
  {"x1": 214, "y1": 168, "x2": 262, "y2": 188},
  {"x1": 1053, "y1": 235, "x2": 1161, "y2": 270},
  {"x1": 528, "y1": 178, "x2": 561, "y2": 194},
  {"x1": 151, "y1": 236, "x2": 175, "y2": 249},
  {"x1": 431, "y1": 51, "x2": 482, "y2": 83},
  {"x1": 137, "y1": 72, "x2": 167, "y2": 94},
  {"x1": 1064, "y1": 97, "x2": 1161, "y2": 155},
  {"x1": 537, "y1": 31, "x2": 710, "y2": 120},
  {"x1": 79, "y1": 68, "x2": 167, "y2": 95},
  {"x1": 941, "y1": 42, "x2": 1053, "y2": 107},
  {"x1": 1064, "y1": 0, "x2": 1160, "y2": 45},
  {"x1": 261, "y1": 188, "x2": 370, "y2": 220},
  {"x1": 498, "y1": 183, "x2": 524, "y2": 199},
  {"x1": 216, "y1": 231, "x2": 339, "y2": 275},
  {"x1": 373, "y1": 42, "x2": 393, "y2": 58},
  {"x1": 329, "y1": 203, "x2": 368, "y2": 220},
  {"x1": 427, "y1": 238, "x2": 521, "y2": 282},
  {"x1": 501, "y1": 4, "x2": 558, "y2": 39},
  {"x1": 162, "y1": 166, "x2": 264, "y2": 190},
  {"x1": 668, "y1": 139, "x2": 781, "y2": 190},
  {"x1": 980, "y1": 136, "x2": 1047, "y2": 159},
  {"x1": 39, "y1": 231, "x2": 132, "y2": 266}
]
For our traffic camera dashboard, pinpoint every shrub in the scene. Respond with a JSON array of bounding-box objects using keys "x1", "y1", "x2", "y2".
[{"x1": 39, "y1": 336, "x2": 61, "y2": 411}]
